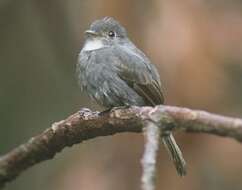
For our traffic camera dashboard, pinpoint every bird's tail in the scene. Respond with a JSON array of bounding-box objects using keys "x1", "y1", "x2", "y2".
[{"x1": 162, "y1": 134, "x2": 187, "y2": 176}]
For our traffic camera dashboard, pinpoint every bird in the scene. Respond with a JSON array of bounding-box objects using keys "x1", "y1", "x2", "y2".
[{"x1": 76, "y1": 17, "x2": 186, "y2": 176}]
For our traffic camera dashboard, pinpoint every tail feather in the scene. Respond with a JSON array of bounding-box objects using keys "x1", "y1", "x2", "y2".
[{"x1": 162, "y1": 134, "x2": 187, "y2": 176}]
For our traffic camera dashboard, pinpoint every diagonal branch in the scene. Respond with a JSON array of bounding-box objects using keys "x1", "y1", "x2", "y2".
[{"x1": 1, "y1": 105, "x2": 242, "y2": 189}]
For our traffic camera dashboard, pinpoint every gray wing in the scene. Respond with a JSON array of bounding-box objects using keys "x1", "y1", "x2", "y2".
[
  {"x1": 113, "y1": 44, "x2": 164, "y2": 106},
  {"x1": 112, "y1": 45, "x2": 186, "y2": 176}
]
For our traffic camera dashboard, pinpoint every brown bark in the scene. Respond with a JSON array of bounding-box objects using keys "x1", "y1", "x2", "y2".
[{"x1": 1, "y1": 105, "x2": 242, "y2": 189}]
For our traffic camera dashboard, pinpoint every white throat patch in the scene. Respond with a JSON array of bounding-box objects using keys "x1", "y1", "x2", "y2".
[{"x1": 83, "y1": 39, "x2": 104, "y2": 51}]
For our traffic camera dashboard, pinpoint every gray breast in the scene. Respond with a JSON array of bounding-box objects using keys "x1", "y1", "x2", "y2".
[{"x1": 76, "y1": 48, "x2": 146, "y2": 108}]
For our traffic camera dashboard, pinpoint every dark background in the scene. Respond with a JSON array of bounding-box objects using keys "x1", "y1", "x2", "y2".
[{"x1": 1, "y1": 1, "x2": 242, "y2": 190}]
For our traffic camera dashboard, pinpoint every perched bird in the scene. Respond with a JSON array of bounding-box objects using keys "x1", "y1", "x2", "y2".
[{"x1": 77, "y1": 17, "x2": 186, "y2": 176}]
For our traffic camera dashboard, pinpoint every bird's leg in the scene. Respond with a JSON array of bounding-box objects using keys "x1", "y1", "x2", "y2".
[
  {"x1": 111, "y1": 105, "x2": 131, "y2": 111},
  {"x1": 99, "y1": 108, "x2": 112, "y2": 116},
  {"x1": 99, "y1": 105, "x2": 132, "y2": 116}
]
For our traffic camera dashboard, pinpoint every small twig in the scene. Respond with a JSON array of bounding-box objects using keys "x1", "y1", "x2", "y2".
[
  {"x1": 141, "y1": 121, "x2": 160, "y2": 190},
  {"x1": 1, "y1": 105, "x2": 242, "y2": 188}
]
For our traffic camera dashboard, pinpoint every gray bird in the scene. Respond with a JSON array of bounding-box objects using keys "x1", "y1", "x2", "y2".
[{"x1": 77, "y1": 17, "x2": 186, "y2": 176}]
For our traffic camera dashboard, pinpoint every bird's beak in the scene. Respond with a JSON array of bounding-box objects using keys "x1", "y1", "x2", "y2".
[{"x1": 85, "y1": 30, "x2": 98, "y2": 37}]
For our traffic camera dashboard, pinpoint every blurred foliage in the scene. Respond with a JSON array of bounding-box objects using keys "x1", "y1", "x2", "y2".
[{"x1": 1, "y1": 0, "x2": 242, "y2": 190}]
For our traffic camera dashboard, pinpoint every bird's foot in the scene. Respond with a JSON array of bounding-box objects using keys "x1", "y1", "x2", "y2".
[
  {"x1": 99, "y1": 105, "x2": 132, "y2": 116},
  {"x1": 99, "y1": 108, "x2": 112, "y2": 116},
  {"x1": 111, "y1": 105, "x2": 132, "y2": 111},
  {"x1": 79, "y1": 107, "x2": 99, "y2": 118}
]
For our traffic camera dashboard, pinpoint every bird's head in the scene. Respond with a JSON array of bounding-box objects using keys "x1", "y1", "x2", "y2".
[{"x1": 82, "y1": 17, "x2": 128, "y2": 51}]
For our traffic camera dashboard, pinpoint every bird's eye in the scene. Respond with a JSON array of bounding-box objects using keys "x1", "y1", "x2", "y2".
[{"x1": 108, "y1": 31, "x2": 115, "y2": 37}]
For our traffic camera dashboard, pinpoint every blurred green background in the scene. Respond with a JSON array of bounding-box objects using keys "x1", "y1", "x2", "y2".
[{"x1": 1, "y1": 0, "x2": 242, "y2": 190}]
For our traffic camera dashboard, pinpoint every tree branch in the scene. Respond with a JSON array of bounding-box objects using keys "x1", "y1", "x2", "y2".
[
  {"x1": 1, "y1": 105, "x2": 242, "y2": 189},
  {"x1": 141, "y1": 121, "x2": 160, "y2": 190}
]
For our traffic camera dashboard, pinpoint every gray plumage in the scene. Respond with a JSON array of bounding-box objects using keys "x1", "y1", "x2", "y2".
[{"x1": 77, "y1": 17, "x2": 186, "y2": 176}]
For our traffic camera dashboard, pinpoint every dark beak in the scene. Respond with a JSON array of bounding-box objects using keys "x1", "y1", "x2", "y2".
[{"x1": 85, "y1": 30, "x2": 98, "y2": 37}]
